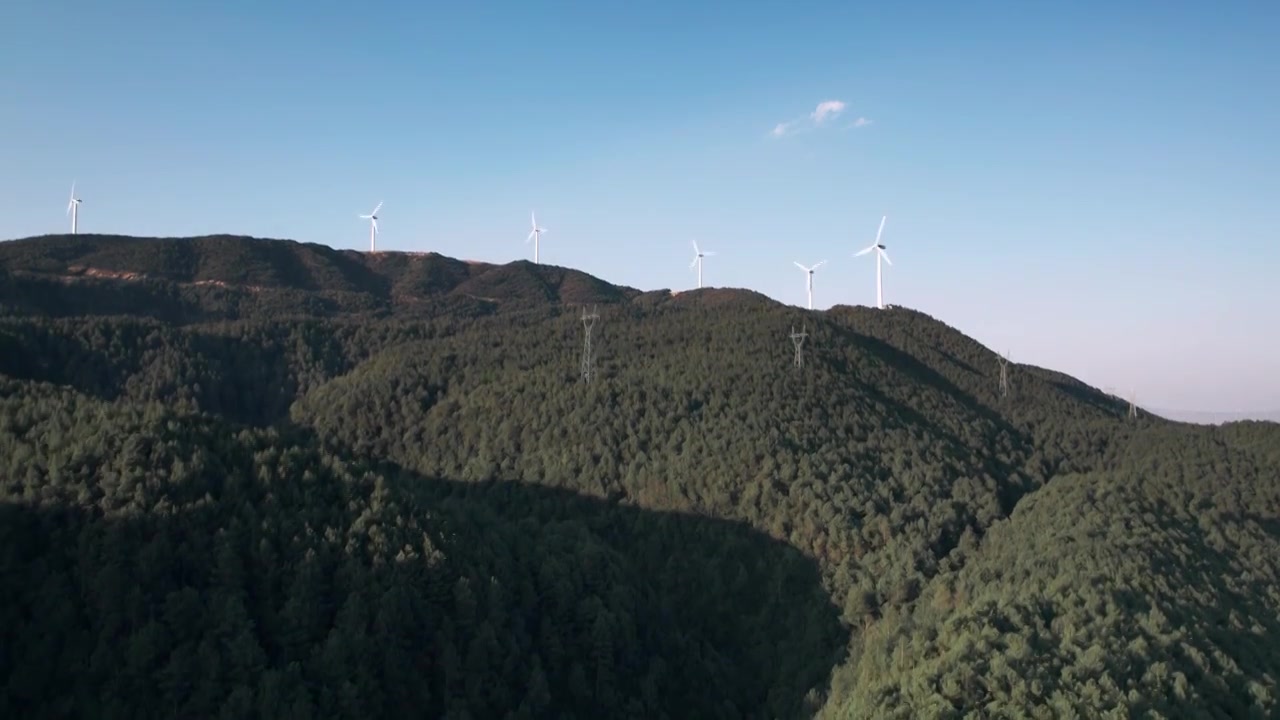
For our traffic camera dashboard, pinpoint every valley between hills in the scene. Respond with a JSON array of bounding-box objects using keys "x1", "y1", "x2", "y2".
[{"x1": 2, "y1": 233, "x2": 1279, "y2": 719}]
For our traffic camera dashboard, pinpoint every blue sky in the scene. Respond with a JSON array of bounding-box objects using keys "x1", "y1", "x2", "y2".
[{"x1": 2, "y1": 0, "x2": 1278, "y2": 414}]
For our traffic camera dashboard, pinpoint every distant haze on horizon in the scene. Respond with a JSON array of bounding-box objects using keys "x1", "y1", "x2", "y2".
[
  {"x1": 1151, "y1": 408, "x2": 1280, "y2": 426},
  {"x1": 2, "y1": 0, "x2": 1277, "y2": 416}
]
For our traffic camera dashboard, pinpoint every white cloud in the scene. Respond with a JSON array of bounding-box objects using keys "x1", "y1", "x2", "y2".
[
  {"x1": 810, "y1": 100, "x2": 847, "y2": 125},
  {"x1": 770, "y1": 99, "x2": 868, "y2": 138}
]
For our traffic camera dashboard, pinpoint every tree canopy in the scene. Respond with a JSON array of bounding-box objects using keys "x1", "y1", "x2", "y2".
[{"x1": 2, "y1": 233, "x2": 1277, "y2": 718}]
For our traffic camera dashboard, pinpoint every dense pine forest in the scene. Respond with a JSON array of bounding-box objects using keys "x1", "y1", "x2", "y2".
[{"x1": 2, "y1": 233, "x2": 1278, "y2": 719}]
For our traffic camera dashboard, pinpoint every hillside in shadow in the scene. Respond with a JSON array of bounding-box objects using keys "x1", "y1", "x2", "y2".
[{"x1": 0, "y1": 408, "x2": 846, "y2": 719}]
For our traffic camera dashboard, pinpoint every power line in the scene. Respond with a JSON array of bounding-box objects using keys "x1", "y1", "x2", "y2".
[
  {"x1": 580, "y1": 306, "x2": 599, "y2": 383},
  {"x1": 790, "y1": 324, "x2": 808, "y2": 369},
  {"x1": 998, "y1": 350, "x2": 1010, "y2": 399}
]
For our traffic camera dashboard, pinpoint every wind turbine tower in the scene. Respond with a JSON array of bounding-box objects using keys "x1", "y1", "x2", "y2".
[
  {"x1": 794, "y1": 260, "x2": 827, "y2": 310},
  {"x1": 854, "y1": 216, "x2": 893, "y2": 309},
  {"x1": 527, "y1": 212, "x2": 547, "y2": 264},
  {"x1": 359, "y1": 202, "x2": 382, "y2": 252},
  {"x1": 67, "y1": 182, "x2": 82, "y2": 235},
  {"x1": 1129, "y1": 390, "x2": 1139, "y2": 419},
  {"x1": 690, "y1": 240, "x2": 716, "y2": 289}
]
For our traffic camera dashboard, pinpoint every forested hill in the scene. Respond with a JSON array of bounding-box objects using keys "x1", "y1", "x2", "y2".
[
  {"x1": 2, "y1": 233, "x2": 1279, "y2": 719},
  {"x1": 0, "y1": 234, "x2": 642, "y2": 320}
]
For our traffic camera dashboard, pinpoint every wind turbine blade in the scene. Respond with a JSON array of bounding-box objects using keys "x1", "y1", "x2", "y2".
[
  {"x1": 371, "y1": 218, "x2": 379, "y2": 234},
  {"x1": 531, "y1": 211, "x2": 537, "y2": 228},
  {"x1": 703, "y1": 251, "x2": 716, "y2": 256},
  {"x1": 814, "y1": 260, "x2": 827, "y2": 269},
  {"x1": 692, "y1": 239, "x2": 700, "y2": 255},
  {"x1": 874, "y1": 215, "x2": 887, "y2": 245},
  {"x1": 853, "y1": 246, "x2": 874, "y2": 257},
  {"x1": 527, "y1": 230, "x2": 536, "y2": 242},
  {"x1": 880, "y1": 249, "x2": 892, "y2": 266},
  {"x1": 67, "y1": 199, "x2": 73, "y2": 215},
  {"x1": 370, "y1": 201, "x2": 383, "y2": 216},
  {"x1": 794, "y1": 261, "x2": 808, "y2": 271},
  {"x1": 690, "y1": 256, "x2": 699, "y2": 269}
]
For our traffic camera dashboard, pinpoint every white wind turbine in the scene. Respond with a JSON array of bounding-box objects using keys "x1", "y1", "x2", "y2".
[
  {"x1": 359, "y1": 201, "x2": 382, "y2": 252},
  {"x1": 527, "y1": 212, "x2": 547, "y2": 264},
  {"x1": 854, "y1": 215, "x2": 892, "y2": 309},
  {"x1": 690, "y1": 240, "x2": 716, "y2": 289},
  {"x1": 794, "y1": 260, "x2": 827, "y2": 310},
  {"x1": 67, "y1": 182, "x2": 82, "y2": 235}
]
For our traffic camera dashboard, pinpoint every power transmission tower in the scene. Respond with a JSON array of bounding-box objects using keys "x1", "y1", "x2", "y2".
[
  {"x1": 580, "y1": 306, "x2": 599, "y2": 383},
  {"x1": 997, "y1": 350, "x2": 1010, "y2": 399},
  {"x1": 790, "y1": 325, "x2": 808, "y2": 369}
]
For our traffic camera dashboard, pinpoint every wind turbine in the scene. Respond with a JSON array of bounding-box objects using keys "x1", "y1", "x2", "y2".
[
  {"x1": 527, "y1": 212, "x2": 547, "y2": 264},
  {"x1": 854, "y1": 215, "x2": 892, "y2": 309},
  {"x1": 359, "y1": 201, "x2": 382, "y2": 252},
  {"x1": 794, "y1": 260, "x2": 827, "y2": 310},
  {"x1": 67, "y1": 182, "x2": 82, "y2": 235},
  {"x1": 690, "y1": 240, "x2": 716, "y2": 289}
]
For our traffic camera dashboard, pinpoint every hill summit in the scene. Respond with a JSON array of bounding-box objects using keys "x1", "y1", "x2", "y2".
[
  {"x1": 2, "y1": 232, "x2": 1279, "y2": 718},
  {"x1": 0, "y1": 233, "x2": 647, "y2": 321}
]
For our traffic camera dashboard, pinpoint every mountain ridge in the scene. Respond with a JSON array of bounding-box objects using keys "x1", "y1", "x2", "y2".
[
  {"x1": 0, "y1": 234, "x2": 1228, "y2": 417},
  {"x1": 0, "y1": 234, "x2": 645, "y2": 312},
  {"x1": 3, "y1": 231, "x2": 1280, "y2": 717},
  {"x1": 6, "y1": 232, "x2": 1272, "y2": 436}
]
